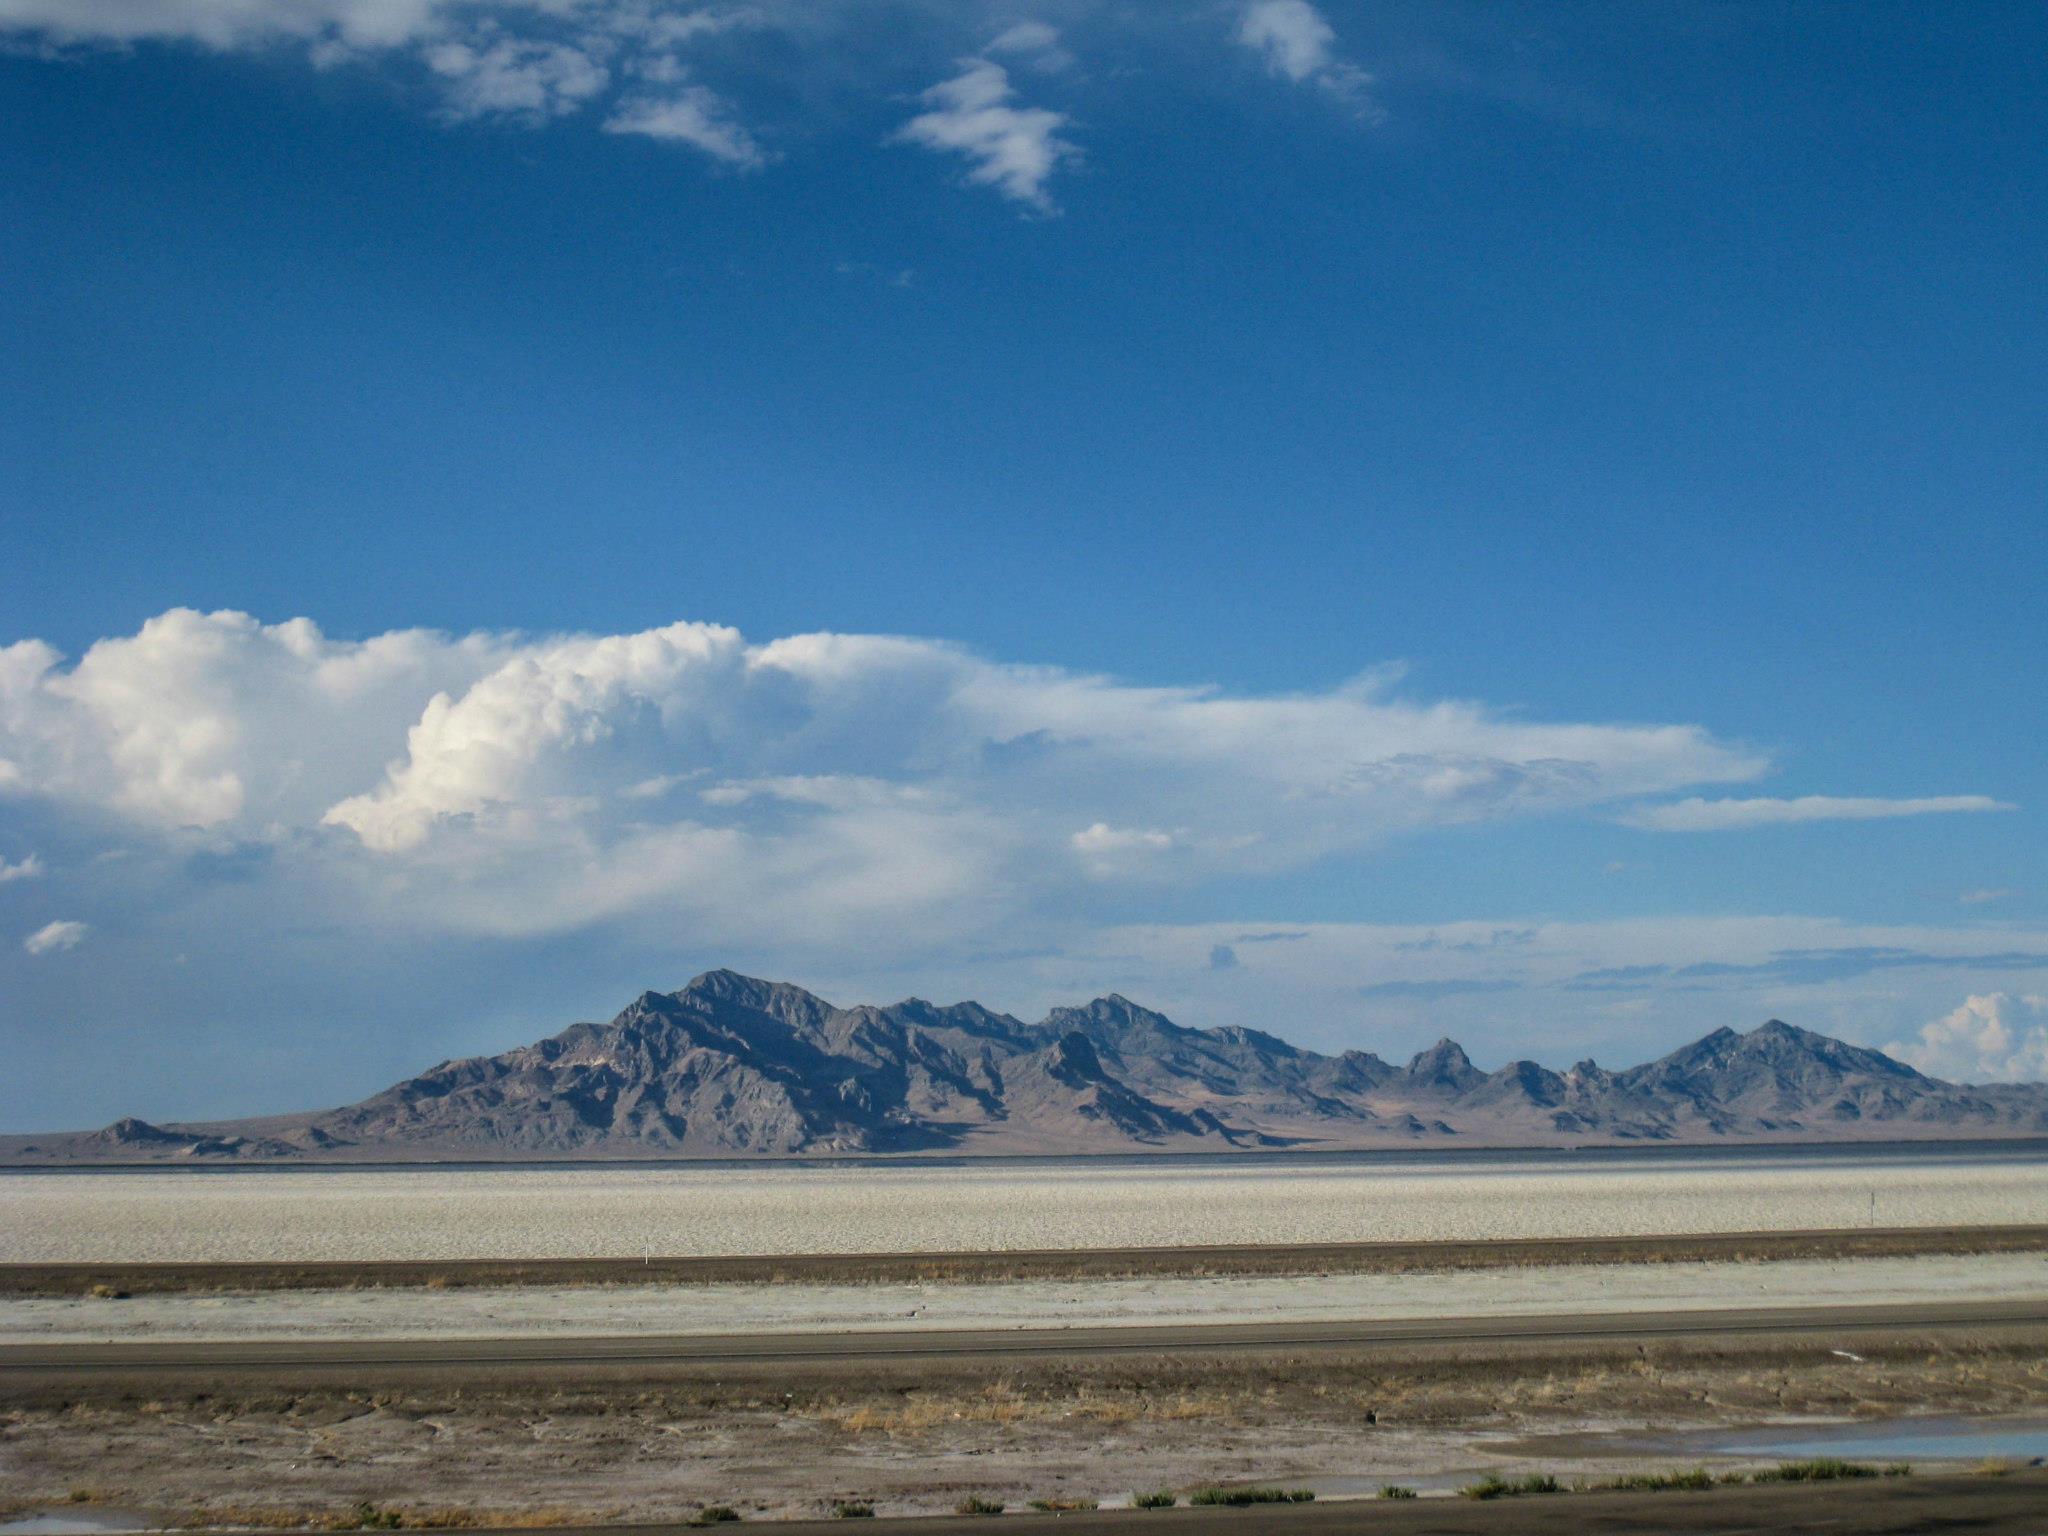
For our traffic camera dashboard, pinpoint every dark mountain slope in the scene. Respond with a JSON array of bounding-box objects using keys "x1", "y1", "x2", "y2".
[{"x1": 7, "y1": 973, "x2": 2046, "y2": 1162}]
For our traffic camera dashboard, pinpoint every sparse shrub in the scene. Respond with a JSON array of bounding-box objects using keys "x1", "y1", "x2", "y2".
[
  {"x1": 831, "y1": 1503, "x2": 875, "y2": 1519},
  {"x1": 87, "y1": 1284, "x2": 129, "y2": 1301},
  {"x1": 1883, "y1": 1463, "x2": 1912, "y2": 1477},
  {"x1": 1973, "y1": 1458, "x2": 2015, "y2": 1477},
  {"x1": 1460, "y1": 1472, "x2": 1560, "y2": 1500},
  {"x1": 1187, "y1": 1487, "x2": 1313, "y2": 1506},
  {"x1": 1751, "y1": 1459, "x2": 1878, "y2": 1484},
  {"x1": 1604, "y1": 1468, "x2": 1713, "y2": 1492},
  {"x1": 1027, "y1": 1497, "x2": 1097, "y2": 1511},
  {"x1": 955, "y1": 1496, "x2": 1004, "y2": 1516},
  {"x1": 347, "y1": 1504, "x2": 405, "y2": 1530},
  {"x1": 1378, "y1": 1484, "x2": 1417, "y2": 1499},
  {"x1": 1131, "y1": 1491, "x2": 1177, "y2": 1509},
  {"x1": 692, "y1": 1507, "x2": 740, "y2": 1524}
]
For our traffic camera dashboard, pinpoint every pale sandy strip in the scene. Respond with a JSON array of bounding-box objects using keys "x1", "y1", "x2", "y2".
[{"x1": 6, "y1": 1252, "x2": 2045, "y2": 1344}]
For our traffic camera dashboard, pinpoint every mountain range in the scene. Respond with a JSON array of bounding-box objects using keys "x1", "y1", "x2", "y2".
[{"x1": 7, "y1": 968, "x2": 2046, "y2": 1162}]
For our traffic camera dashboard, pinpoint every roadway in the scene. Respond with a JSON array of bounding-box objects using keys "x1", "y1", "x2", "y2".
[{"x1": 3, "y1": 1297, "x2": 2041, "y2": 1376}]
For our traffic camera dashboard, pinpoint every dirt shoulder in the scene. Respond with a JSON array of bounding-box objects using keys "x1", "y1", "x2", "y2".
[{"x1": 6, "y1": 1223, "x2": 2046, "y2": 1295}]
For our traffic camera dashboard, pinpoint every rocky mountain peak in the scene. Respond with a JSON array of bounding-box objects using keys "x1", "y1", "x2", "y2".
[{"x1": 1405, "y1": 1037, "x2": 1483, "y2": 1093}]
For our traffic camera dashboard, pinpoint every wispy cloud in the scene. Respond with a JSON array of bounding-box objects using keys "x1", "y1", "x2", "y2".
[
  {"x1": 22, "y1": 919, "x2": 86, "y2": 956},
  {"x1": 986, "y1": 21, "x2": 1070, "y2": 71},
  {"x1": 1236, "y1": 0, "x2": 1376, "y2": 114},
  {"x1": 894, "y1": 57, "x2": 1079, "y2": 212},
  {"x1": 1564, "y1": 946, "x2": 2048, "y2": 991},
  {"x1": 605, "y1": 86, "x2": 767, "y2": 166},
  {"x1": 0, "y1": 853, "x2": 42, "y2": 884},
  {"x1": 1622, "y1": 794, "x2": 2014, "y2": 832},
  {"x1": 1359, "y1": 977, "x2": 1520, "y2": 999}
]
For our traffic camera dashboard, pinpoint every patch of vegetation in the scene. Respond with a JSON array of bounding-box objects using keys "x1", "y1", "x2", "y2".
[
  {"x1": 1027, "y1": 1497, "x2": 1098, "y2": 1511},
  {"x1": 690, "y1": 1507, "x2": 740, "y2": 1525},
  {"x1": 1186, "y1": 1487, "x2": 1314, "y2": 1506},
  {"x1": 831, "y1": 1503, "x2": 876, "y2": 1519},
  {"x1": 1460, "y1": 1473, "x2": 1561, "y2": 1501},
  {"x1": 1602, "y1": 1468, "x2": 1714, "y2": 1492},
  {"x1": 346, "y1": 1505, "x2": 405, "y2": 1530},
  {"x1": 955, "y1": 1497, "x2": 1005, "y2": 1516},
  {"x1": 1751, "y1": 1459, "x2": 1880, "y2": 1484},
  {"x1": 1973, "y1": 1458, "x2": 2016, "y2": 1477},
  {"x1": 1130, "y1": 1490, "x2": 1178, "y2": 1509},
  {"x1": 1883, "y1": 1463, "x2": 1912, "y2": 1477},
  {"x1": 1378, "y1": 1484, "x2": 1417, "y2": 1499}
]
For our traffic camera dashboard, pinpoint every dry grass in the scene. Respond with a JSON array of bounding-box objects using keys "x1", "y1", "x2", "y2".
[
  {"x1": 167, "y1": 1505, "x2": 611, "y2": 1529},
  {"x1": 819, "y1": 1381, "x2": 1233, "y2": 1433}
]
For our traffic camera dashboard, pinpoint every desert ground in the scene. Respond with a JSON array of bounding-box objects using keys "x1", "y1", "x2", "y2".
[
  {"x1": 4, "y1": 1227, "x2": 2046, "y2": 1527},
  {"x1": 4, "y1": 1156, "x2": 2046, "y2": 1530}
]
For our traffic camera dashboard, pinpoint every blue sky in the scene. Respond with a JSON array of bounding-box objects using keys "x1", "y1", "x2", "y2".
[{"x1": 3, "y1": 1, "x2": 2046, "y2": 1128}]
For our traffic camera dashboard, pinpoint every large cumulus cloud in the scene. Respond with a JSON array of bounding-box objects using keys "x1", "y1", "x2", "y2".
[{"x1": 0, "y1": 608, "x2": 1770, "y2": 949}]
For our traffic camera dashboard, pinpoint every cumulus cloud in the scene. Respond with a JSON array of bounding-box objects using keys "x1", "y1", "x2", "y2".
[
  {"x1": 1236, "y1": 0, "x2": 1375, "y2": 112},
  {"x1": 894, "y1": 57, "x2": 1078, "y2": 212},
  {"x1": 0, "y1": 608, "x2": 1769, "y2": 949},
  {"x1": 1886, "y1": 993, "x2": 2048, "y2": 1083},
  {"x1": 0, "y1": 853, "x2": 41, "y2": 883},
  {"x1": 22, "y1": 919, "x2": 86, "y2": 955},
  {"x1": 1622, "y1": 794, "x2": 2014, "y2": 832}
]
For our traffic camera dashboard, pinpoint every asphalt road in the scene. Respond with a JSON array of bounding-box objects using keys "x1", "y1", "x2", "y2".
[
  {"x1": 4, "y1": 1297, "x2": 2042, "y2": 1376},
  {"x1": 203, "y1": 1473, "x2": 2048, "y2": 1536}
]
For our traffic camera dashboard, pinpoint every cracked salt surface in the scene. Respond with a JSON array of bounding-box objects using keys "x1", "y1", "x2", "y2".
[
  {"x1": 4, "y1": 1150, "x2": 2046, "y2": 1263},
  {"x1": 8, "y1": 1254, "x2": 2044, "y2": 1344}
]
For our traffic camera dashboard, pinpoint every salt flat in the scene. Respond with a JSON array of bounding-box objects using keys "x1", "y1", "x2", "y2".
[
  {"x1": 4, "y1": 1150, "x2": 2045, "y2": 1263},
  {"x1": 5, "y1": 1252, "x2": 2044, "y2": 1344}
]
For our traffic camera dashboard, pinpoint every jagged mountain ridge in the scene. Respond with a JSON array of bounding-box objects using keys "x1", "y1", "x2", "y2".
[{"x1": 9, "y1": 969, "x2": 2048, "y2": 1161}]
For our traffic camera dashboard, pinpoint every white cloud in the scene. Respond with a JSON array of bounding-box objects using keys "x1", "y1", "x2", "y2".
[
  {"x1": 425, "y1": 38, "x2": 611, "y2": 121},
  {"x1": 0, "y1": 608, "x2": 1768, "y2": 950},
  {"x1": 22, "y1": 919, "x2": 86, "y2": 955},
  {"x1": 0, "y1": 853, "x2": 41, "y2": 883},
  {"x1": 0, "y1": 0, "x2": 452, "y2": 51},
  {"x1": 1236, "y1": 0, "x2": 1375, "y2": 112},
  {"x1": 1886, "y1": 993, "x2": 2048, "y2": 1083},
  {"x1": 605, "y1": 85, "x2": 766, "y2": 165},
  {"x1": 0, "y1": 0, "x2": 767, "y2": 165},
  {"x1": 1072, "y1": 822, "x2": 1173, "y2": 853},
  {"x1": 1959, "y1": 888, "x2": 2017, "y2": 905},
  {"x1": 1622, "y1": 794, "x2": 2015, "y2": 832},
  {"x1": 985, "y1": 21, "x2": 1068, "y2": 70},
  {"x1": 1071, "y1": 821, "x2": 1174, "y2": 875},
  {"x1": 894, "y1": 58, "x2": 1078, "y2": 212}
]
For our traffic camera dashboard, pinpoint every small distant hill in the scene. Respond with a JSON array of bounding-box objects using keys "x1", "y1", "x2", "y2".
[{"x1": 6, "y1": 969, "x2": 2045, "y2": 1162}]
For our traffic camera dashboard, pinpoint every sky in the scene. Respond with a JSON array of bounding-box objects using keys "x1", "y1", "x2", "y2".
[{"x1": 3, "y1": 1, "x2": 2047, "y2": 1130}]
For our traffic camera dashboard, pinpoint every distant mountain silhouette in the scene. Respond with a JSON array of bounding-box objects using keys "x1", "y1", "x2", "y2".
[{"x1": 7, "y1": 970, "x2": 2045, "y2": 1161}]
